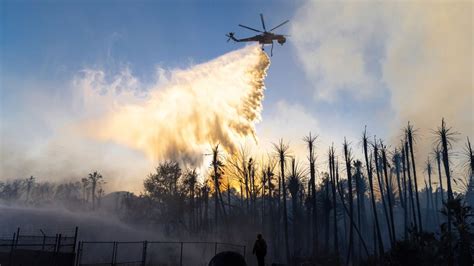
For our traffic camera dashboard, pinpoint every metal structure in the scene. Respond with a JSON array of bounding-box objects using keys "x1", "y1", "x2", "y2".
[
  {"x1": 226, "y1": 13, "x2": 289, "y2": 56},
  {"x1": 76, "y1": 240, "x2": 246, "y2": 266},
  {"x1": 0, "y1": 227, "x2": 246, "y2": 266},
  {"x1": 0, "y1": 227, "x2": 78, "y2": 266}
]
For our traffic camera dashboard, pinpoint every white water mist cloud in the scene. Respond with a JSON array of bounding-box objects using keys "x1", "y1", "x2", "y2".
[
  {"x1": 1, "y1": 46, "x2": 270, "y2": 191},
  {"x1": 76, "y1": 46, "x2": 269, "y2": 166}
]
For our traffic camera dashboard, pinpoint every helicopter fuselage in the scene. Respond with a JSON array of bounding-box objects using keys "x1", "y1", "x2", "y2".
[{"x1": 231, "y1": 32, "x2": 286, "y2": 45}]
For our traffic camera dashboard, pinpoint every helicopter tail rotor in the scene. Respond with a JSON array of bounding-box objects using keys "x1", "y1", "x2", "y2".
[{"x1": 226, "y1": 32, "x2": 235, "y2": 42}]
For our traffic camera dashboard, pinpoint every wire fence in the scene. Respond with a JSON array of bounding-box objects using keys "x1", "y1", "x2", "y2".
[
  {"x1": 0, "y1": 227, "x2": 246, "y2": 266},
  {"x1": 0, "y1": 227, "x2": 78, "y2": 252},
  {"x1": 76, "y1": 240, "x2": 246, "y2": 266},
  {"x1": 0, "y1": 227, "x2": 78, "y2": 266}
]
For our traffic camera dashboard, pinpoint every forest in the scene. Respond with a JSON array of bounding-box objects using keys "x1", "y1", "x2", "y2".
[{"x1": 1, "y1": 118, "x2": 473, "y2": 266}]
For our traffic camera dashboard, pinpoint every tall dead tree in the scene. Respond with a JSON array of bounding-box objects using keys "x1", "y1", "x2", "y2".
[
  {"x1": 329, "y1": 146, "x2": 340, "y2": 260},
  {"x1": 404, "y1": 139, "x2": 418, "y2": 232},
  {"x1": 211, "y1": 145, "x2": 227, "y2": 231},
  {"x1": 374, "y1": 140, "x2": 393, "y2": 245},
  {"x1": 406, "y1": 123, "x2": 423, "y2": 232},
  {"x1": 434, "y1": 147, "x2": 445, "y2": 206},
  {"x1": 381, "y1": 142, "x2": 396, "y2": 243},
  {"x1": 362, "y1": 130, "x2": 384, "y2": 257},
  {"x1": 304, "y1": 132, "x2": 319, "y2": 255},
  {"x1": 436, "y1": 119, "x2": 456, "y2": 266},
  {"x1": 88, "y1": 171, "x2": 103, "y2": 210},
  {"x1": 274, "y1": 140, "x2": 291, "y2": 264},
  {"x1": 343, "y1": 139, "x2": 355, "y2": 263}
]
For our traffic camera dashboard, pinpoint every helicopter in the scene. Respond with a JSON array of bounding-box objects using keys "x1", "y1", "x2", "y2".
[{"x1": 226, "y1": 14, "x2": 289, "y2": 56}]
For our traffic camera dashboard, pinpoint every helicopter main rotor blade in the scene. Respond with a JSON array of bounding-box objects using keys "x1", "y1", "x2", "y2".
[
  {"x1": 260, "y1": 13, "x2": 267, "y2": 31},
  {"x1": 269, "y1": 20, "x2": 289, "y2": 32},
  {"x1": 238, "y1": 24, "x2": 263, "y2": 33}
]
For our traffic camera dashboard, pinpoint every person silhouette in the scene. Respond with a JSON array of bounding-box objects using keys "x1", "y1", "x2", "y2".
[{"x1": 252, "y1": 234, "x2": 267, "y2": 266}]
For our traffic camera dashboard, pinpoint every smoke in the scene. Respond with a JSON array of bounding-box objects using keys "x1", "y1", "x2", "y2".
[
  {"x1": 1, "y1": 46, "x2": 269, "y2": 189},
  {"x1": 382, "y1": 2, "x2": 473, "y2": 139},
  {"x1": 291, "y1": 1, "x2": 473, "y2": 161}
]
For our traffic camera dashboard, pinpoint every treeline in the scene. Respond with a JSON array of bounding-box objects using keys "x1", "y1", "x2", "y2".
[
  {"x1": 0, "y1": 171, "x2": 105, "y2": 210},
  {"x1": 1, "y1": 119, "x2": 473, "y2": 265},
  {"x1": 116, "y1": 119, "x2": 474, "y2": 265}
]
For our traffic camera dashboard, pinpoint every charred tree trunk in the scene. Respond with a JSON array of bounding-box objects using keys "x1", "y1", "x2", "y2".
[
  {"x1": 329, "y1": 147, "x2": 340, "y2": 261},
  {"x1": 400, "y1": 146, "x2": 409, "y2": 239},
  {"x1": 406, "y1": 123, "x2": 423, "y2": 232},
  {"x1": 305, "y1": 133, "x2": 319, "y2": 256},
  {"x1": 381, "y1": 144, "x2": 396, "y2": 244},
  {"x1": 362, "y1": 131, "x2": 384, "y2": 257},
  {"x1": 405, "y1": 140, "x2": 418, "y2": 232},
  {"x1": 374, "y1": 142, "x2": 393, "y2": 245},
  {"x1": 343, "y1": 140, "x2": 355, "y2": 264},
  {"x1": 276, "y1": 140, "x2": 291, "y2": 264}
]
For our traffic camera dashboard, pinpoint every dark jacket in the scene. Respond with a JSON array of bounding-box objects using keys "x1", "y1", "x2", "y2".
[{"x1": 252, "y1": 239, "x2": 267, "y2": 257}]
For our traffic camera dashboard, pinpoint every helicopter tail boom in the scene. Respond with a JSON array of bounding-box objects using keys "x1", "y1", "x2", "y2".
[{"x1": 226, "y1": 32, "x2": 240, "y2": 42}]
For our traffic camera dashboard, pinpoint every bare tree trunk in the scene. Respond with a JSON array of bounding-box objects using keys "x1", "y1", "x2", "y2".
[
  {"x1": 329, "y1": 147, "x2": 340, "y2": 261},
  {"x1": 406, "y1": 123, "x2": 423, "y2": 232},
  {"x1": 394, "y1": 150, "x2": 405, "y2": 210},
  {"x1": 401, "y1": 146, "x2": 409, "y2": 239},
  {"x1": 362, "y1": 131, "x2": 384, "y2": 258},
  {"x1": 435, "y1": 148, "x2": 444, "y2": 204},
  {"x1": 305, "y1": 133, "x2": 319, "y2": 256},
  {"x1": 262, "y1": 170, "x2": 266, "y2": 228},
  {"x1": 343, "y1": 140, "x2": 355, "y2": 264},
  {"x1": 426, "y1": 159, "x2": 435, "y2": 230},
  {"x1": 325, "y1": 178, "x2": 330, "y2": 252},
  {"x1": 374, "y1": 142, "x2": 393, "y2": 245},
  {"x1": 405, "y1": 140, "x2": 418, "y2": 232},
  {"x1": 381, "y1": 144, "x2": 396, "y2": 244},
  {"x1": 355, "y1": 164, "x2": 362, "y2": 260},
  {"x1": 335, "y1": 155, "x2": 370, "y2": 260},
  {"x1": 275, "y1": 140, "x2": 291, "y2": 264},
  {"x1": 244, "y1": 161, "x2": 250, "y2": 213},
  {"x1": 438, "y1": 119, "x2": 454, "y2": 266}
]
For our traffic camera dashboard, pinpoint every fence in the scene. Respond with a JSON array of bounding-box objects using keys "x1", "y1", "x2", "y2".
[
  {"x1": 0, "y1": 227, "x2": 246, "y2": 266},
  {"x1": 0, "y1": 227, "x2": 78, "y2": 266},
  {"x1": 76, "y1": 240, "x2": 246, "y2": 266}
]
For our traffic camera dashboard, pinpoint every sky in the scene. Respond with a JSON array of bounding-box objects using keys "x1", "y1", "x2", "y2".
[{"x1": 1, "y1": 0, "x2": 472, "y2": 192}]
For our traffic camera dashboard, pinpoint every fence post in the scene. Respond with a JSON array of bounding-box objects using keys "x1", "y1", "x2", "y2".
[
  {"x1": 141, "y1": 241, "x2": 147, "y2": 266},
  {"x1": 15, "y1": 227, "x2": 20, "y2": 246},
  {"x1": 54, "y1": 234, "x2": 58, "y2": 253},
  {"x1": 42, "y1": 235, "x2": 46, "y2": 251},
  {"x1": 75, "y1": 241, "x2": 82, "y2": 266},
  {"x1": 180, "y1": 242, "x2": 183, "y2": 266},
  {"x1": 72, "y1": 226, "x2": 79, "y2": 252},
  {"x1": 112, "y1": 242, "x2": 118, "y2": 266},
  {"x1": 214, "y1": 242, "x2": 217, "y2": 255},
  {"x1": 57, "y1": 233, "x2": 62, "y2": 253},
  {"x1": 9, "y1": 232, "x2": 16, "y2": 266}
]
